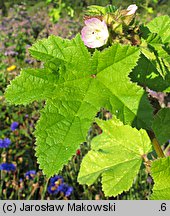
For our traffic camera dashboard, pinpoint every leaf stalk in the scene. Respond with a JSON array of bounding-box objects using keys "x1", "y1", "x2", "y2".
[{"x1": 152, "y1": 138, "x2": 165, "y2": 158}]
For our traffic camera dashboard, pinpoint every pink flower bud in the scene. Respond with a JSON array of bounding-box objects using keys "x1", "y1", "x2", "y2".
[{"x1": 126, "y1": 4, "x2": 138, "y2": 15}]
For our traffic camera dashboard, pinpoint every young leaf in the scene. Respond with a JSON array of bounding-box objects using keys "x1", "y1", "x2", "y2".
[
  {"x1": 130, "y1": 54, "x2": 170, "y2": 92},
  {"x1": 147, "y1": 34, "x2": 170, "y2": 66},
  {"x1": 150, "y1": 157, "x2": 170, "y2": 200},
  {"x1": 5, "y1": 34, "x2": 153, "y2": 176},
  {"x1": 130, "y1": 16, "x2": 170, "y2": 92},
  {"x1": 78, "y1": 117, "x2": 152, "y2": 197},
  {"x1": 152, "y1": 108, "x2": 170, "y2": 145},
  {"x1": 147, "y1": 15, "x2": 170, "y2": 44},
  {"x1": 145, "y1": 33, "x2": 170, "y2": 79}
]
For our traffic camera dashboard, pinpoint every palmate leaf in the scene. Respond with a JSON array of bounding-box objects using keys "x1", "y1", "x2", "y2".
[
  {"x1": 145, "y1": 33, "x2": 170, "y2": 79},
  {"x1": 5, "y1": 34, "x2": 153, "y2": 176},
  {"x1": 130, "y1": 54, "x2": 170, "y2": 92},
  {"x1": 152, "y1": 108, "x2": 170, "y2": 145},
  {"x1": 78, "y1": 117, "x2": 152, "y2": 197},
  {"x1": 130, "y1": 16, "x2": 170, "y2": 92},
  {"x1": 150, "y1": 157, "x2": 170, "y2": 200},
  {"x1": 147, "y1": 15, "x2": 170, "y2": 44},
  {"x1": 5, "y1": 68, "x2": 58, "y2": 105}
]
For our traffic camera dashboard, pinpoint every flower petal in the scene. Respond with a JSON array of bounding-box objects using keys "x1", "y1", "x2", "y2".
[
  {"x1": 126, "y1": 4, "x2": 138, "y2": 15},
  {"x1": 81, "y1": 18, "x2": 109, "y2": 48}
]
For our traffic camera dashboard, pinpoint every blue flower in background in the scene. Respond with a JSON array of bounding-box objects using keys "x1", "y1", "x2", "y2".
[
  {"x1": 0, "y1": 138, "x2": 11, "y2": 148},
  {"x1": 10, "y1": 122, "x2": 19, "y2": 131},
  {"x1": 19, "y1": 178, "x2": 23, "y2": 182},
  {"x1": 47, "y1": 185, "x2": 59, "y2": 195},
  {"x1": 0, "y1": 163, "x2": 16, "y2": 171},
  {"x1": 65, "y1": 186, "x2": 73, "y2": 197},
  {"x1": 58, "y1": 184, "x2": 73, "y2": 197},
  {"x1": 25, "y1": 170, "x2": 36, "y2": 180},
  {"x1": 50, "y1": 175, "x2": 64, "y2": 185},
  {"x1": 47, "y1": 175, "x2": 73, "y2": 197}
]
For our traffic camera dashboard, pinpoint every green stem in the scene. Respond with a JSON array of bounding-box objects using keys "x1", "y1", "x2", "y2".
[
  {"x1": 152, "y1": 138, "x2": 165, "y2": 158},
  {"x1": 147, "y1": 131, "x2": 165, "y2": 158},
  {"x1": 41, "y1": 178, "x2": 49, "y2": 200},
  {"x1": 145, "y1": 0, "x2": 150, "y2": 8},
  {"x1": 58, "y1": 0, "x2": 62, "y2": 6}
]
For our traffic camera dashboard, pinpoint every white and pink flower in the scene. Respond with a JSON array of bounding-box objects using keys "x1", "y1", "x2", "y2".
[
  {"x1": 81, "y1": 18, "x2": 109, "y2": 48},
  {"x1": 126, "y1": 4, "x2": 138, "y2": 15}
]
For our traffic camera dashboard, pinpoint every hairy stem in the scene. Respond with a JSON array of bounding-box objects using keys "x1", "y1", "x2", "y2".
[
  {"x1": 147, "y1": 131, "x2": 165, "y2": 158},
  {"x1": 152, "y1": 138, "x2": 165, "y2": 158}
]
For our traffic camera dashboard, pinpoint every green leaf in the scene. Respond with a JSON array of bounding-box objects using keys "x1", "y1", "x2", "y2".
[
  {"x1": 93, "y1": 45, "x2": 153, "y2": 129},
  {"x1": 85, "y1": 5, "x2": 107, "y2": 16},
  {"x1": 5, "y1": 68, "x2": 58, "y2": 105},
  {"x1": 78, "y1": 117, "x2": 152, "y2": 197},
  {"x1": 147, "y1": 15, "x2": 170, "y2": 44},
  {"x1": 150, "y1": 157, "x2": 170, "y2": 200},
  {"x1": 152, "y1": 108, "x2": 170, "y2": 145},
  {"x1": 85, "y1": 5, "x2": 117, "y2": 16},
  {"x1": 131, "y1": 17, "x2": 170, "y2": 92},
  {"x1": 145, "y1": 33, "x2": 170, "y2": 78},
  {"x1": 34, "y1": 98, "x2": 98, "y2": 175},
  {"x1": 147, "y1": 34, "x2": 170, "y2": 65},
  {"x1": 130, "y1": 54, "x2": 170, "y2": 92},
  {"x1": 29, "y1": 34, "x2": 92, "y2": 74},
  {"x1": 5, "y1": 34, "x2": 153, "y2": 176}
]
